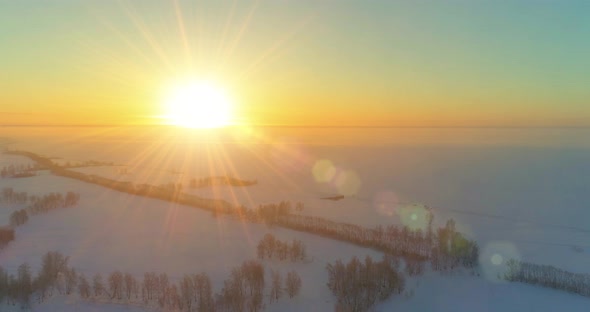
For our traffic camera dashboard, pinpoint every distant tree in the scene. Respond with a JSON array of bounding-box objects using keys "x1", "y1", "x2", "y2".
[
  {"x1": 327, "y1": 255, "x2": 405, "y2": 312},
  {"x1": 108, "y1": 271, "x2": 123, "y2": 300},
  {"x1": 142, "y1": 272, "x2": 158, "y2": 302},
  {"x1": 290, "y1": 239, "x2": 306, "y2": 261},
  {"x1": 285, "y1": 271, "x2": 302, "y2": 298},
  {"x1": 92, "y1": 274, "x2": 105, "y2": 297},
  {"x1": 0, "y1": 266, "x2": 8, "y2": 303},
  {"x1": 17, "y1": 263, "x2": 32, "y2": 308},
  {"x1": 124, "y1": 273, "x2": 137, "y2": 300},
  {"x1": 179, "y1": 274, "x2": 194, "y2": 311},
  {"x1": 64, "y1": 267, "x2": 77, "y2": 295},
  {"x1": 78, "y1": 274, "x2": 91, "y2": 298},
  {"x1": 295, "y1": 202, "x2": 304, "y2": 212},
  {"x1": 158, "y1": 273, "x2": 170, "y2": 307},
  {"x1": 269, "y1": 270, "x2": 282, "y2": 303},
  {"x1": 9, "y1": 209, "x2": 28, "y2": 227},
  {"x1": 193, "y1": 273, "x2": 214, "y2": 312}
]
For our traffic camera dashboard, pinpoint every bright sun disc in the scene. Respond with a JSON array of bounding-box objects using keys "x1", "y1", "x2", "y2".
[{"x1": 164, "y1": 80, "x2": 233, "y2": 128}]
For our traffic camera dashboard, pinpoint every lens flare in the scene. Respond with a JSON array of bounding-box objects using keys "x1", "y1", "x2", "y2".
[
  {"x1": 480, "y1": 241, "x2": 521, "y2": 282},
  {"x1": 335, "y1": 170, "x2": 361, "y2": 196},
  {"x1": 313, "y1": 159, "x2": 337, "y2": 183},
  {"x1": 397, "y1": 203, "x2": 430, "y2": 231}
]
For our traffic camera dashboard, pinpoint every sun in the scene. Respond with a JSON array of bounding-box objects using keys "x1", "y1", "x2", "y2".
[{"x1": 164, "y1": 80, "x2": 233, "y2": 128}]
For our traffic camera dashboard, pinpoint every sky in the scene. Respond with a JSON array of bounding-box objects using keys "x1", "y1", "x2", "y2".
[{"x1": 1, "y1": 0, "x2": 589, "y2": 127}]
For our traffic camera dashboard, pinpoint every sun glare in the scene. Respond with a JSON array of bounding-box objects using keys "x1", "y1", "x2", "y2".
[{"x1": 164, "y1": 80, "x2": 233, "y2": 128}]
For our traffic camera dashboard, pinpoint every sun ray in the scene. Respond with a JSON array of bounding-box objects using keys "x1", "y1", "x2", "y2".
[
  {"x1": 216, "y1": 0, "x2": 239, "y2": 61},
  {"x1": 172, "y1": 0, "x2": 192, "y2": 68},
  {"x1": 238, "y1": 11, "x2": 318, "y2": 80},
  {"x1": 222, "y1": 0, "x2": 260, "y2": 64},
  {"x1": 117, "y1": 0, "x2": 174, "y2": 71}
]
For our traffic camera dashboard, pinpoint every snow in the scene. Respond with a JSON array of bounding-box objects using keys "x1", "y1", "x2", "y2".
[
  {"x1": 2, "y1": 296, "x2": 150, "y2": 312},
  {"x1": 0, "y1": 174, "x2": 381, "y2": 311},
  {"x1": 1, "y1": 126, "x2": 590, "y2": 311},
  {"x1": 376, "y1": 273, "x2": 590, "y2": 312},
  {"x1": 54, "y1": 144, "x2": 590, "y2": 274}
]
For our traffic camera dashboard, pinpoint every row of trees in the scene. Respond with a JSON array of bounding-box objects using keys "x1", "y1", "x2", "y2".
[
  {"x1": 189, "y1": 177, "x2": 258, "y2": 188},
  {"x1": 212, "y1": 261, "x2": 301, "y2": 312},
  {"x1": 1, "y1": 188, "x2": 29, "y2": 205},
  {"x1": 27, "y1": 192, "x2": 80, "y2": 215},
  {"x1": 504, "y1": 259, "x2": 590, "y2": 297},
  {"x1": 8, "y1": 192, "x2": 80, "y2": 227},
  {"x1": 274, "y1": 213, "x2": 479, "y2": 272},
  {"x1": 216, "y1": 260, "x2": 265, "y2": 311},
  {"x1": 327, "y1": 255, "x2": 406, "y2": 312},
  {"x1": 431, "y1": 219, "x2": 479, "y2": 270},
  {"x1": 9, "y1": 210, "x2": 28, "y2": 227},
  {"x1": 256, "y1": 233, "x2": 307, "y2": 262},
  {"x1": 57, "y1": 160, "x2": 115, "y2": 168},
  {"x1": 0, "y1": 164, "x2": 41, "y2": 179},
  {"x1": 8, "y1": 151, "x2": 480, "y2": 275},
  {"x1": 1, "y1": 189, "x2": 80, "y2": 213},
  {"x1": 6, "y1": 150, "x2": 479, "y2": 274},
  {"x1": 48, "y1": 164, "x2": 237, "y2": 215},
  {"x1": 254, "y1": 201, "x2": 294, "y2": 223},
  {"x1": 0, "y1": 251, "x2": 303, "y2": 311}
]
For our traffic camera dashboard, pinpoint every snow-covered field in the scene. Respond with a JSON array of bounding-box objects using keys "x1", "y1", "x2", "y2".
[
  {"x1": 42, "y1": 138, "x2": 590, "y2": 275},
  {"x1": 377, "y1": 273, "x2": 590, "y2": 311},
  {"x1": 0, "y1": 171, "x2": 382, "y2": 311},
  {"x1": 1, "y1": 126, "x2": 590, "y2": 311}
]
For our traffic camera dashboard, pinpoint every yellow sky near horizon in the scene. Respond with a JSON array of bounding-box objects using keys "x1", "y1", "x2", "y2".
[{"x1": 2, "y1": 1, "x2": 590, "y2": 128}]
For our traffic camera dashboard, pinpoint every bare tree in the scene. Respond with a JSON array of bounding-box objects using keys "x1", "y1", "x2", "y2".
[
  {"x1": 64, "y1": 268, "x2": 77, "y2": 295},
  {"x1": 92, "y1": 274, "x2": 105, "y2": 297},
  {"x1": 78, "y1": 274, "x2": 90, "y2": 298},
  {"x1": 180, "y1": 274, "x2": 194, "y2": 311},
  {"x1": 193, "y1": 273, "x2": 214, "y2": 312},
  {"x1": 123, "y1": 273, "x2": 137, "y2": 300},
  {"x1": 269, "y1": 270, "x2": 282, "y2": 303},
  {"x1": 285, "y1": 271, "x2": 302, "y2": 298},
  {"x1": 108, "y1": 271, "x2": 123, "y2": 300}
]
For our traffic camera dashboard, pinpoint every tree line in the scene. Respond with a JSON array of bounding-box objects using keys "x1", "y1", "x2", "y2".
[
  {"x1": 0, "y1": 251, "x2": 302, "y2": 311},
  {"x1": 256, "y1": 233, "x2": 306, "y2": 262},
  {"x1": 0, "y1": 164, "x2": 42, "y2": 179},
  {"x1": 504, "y1": 259, "x2": 590, "y2": 298},
  {"x1": 226, "y1": 201, "x2": 477, "y2": 274},
  {"x1": 273, "y1": 212, "x2": 479, "y2": 273},
  {"x1": 9, "y1": 191, "x2": 80, "y2": 227},
  {"x1": 57, "y1": 160, "x2": 115, "y2": 168},
  {"x1": 6, "y1": 151, "x2": 479, "y2": 274},
  {"x1": 1, "y1": 188, "x2": 30, "y2": 205},
  {"x1": 0, "y1": 189, "x2": 80, "y2": 247},
  {"x1": 189, "y1": 176, "x2": 258, "y2": 188},
  {"x1": 327, "y1": 255, "x2": 406, "y2": 312}
]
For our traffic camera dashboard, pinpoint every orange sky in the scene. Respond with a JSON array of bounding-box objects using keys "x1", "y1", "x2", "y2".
[{"x1": 1, "y1": 1, "x2": 590, "y2": 127}]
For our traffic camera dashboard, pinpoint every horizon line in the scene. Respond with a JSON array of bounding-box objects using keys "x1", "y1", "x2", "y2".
[{"x1": 1, "y1": 123, "x2": 590, "y2": 129}]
